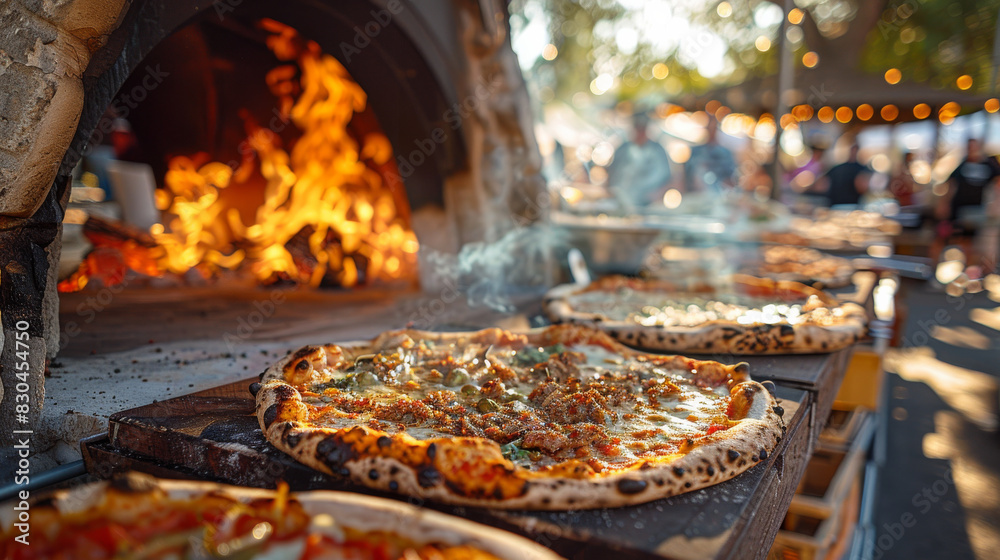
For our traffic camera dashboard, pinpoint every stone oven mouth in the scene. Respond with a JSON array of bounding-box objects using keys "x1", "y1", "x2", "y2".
[{"x1": 60, "y1": 17, "x2": 421, "y2": 293}]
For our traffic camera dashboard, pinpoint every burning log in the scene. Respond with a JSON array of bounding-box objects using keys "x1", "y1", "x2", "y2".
[{"x1": 83, "y1": 214, "x2": 158, "y2": 248}]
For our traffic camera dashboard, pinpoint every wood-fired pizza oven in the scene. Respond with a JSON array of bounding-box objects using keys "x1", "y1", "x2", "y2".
[{"x1": 0, "y1": 0, "x2": 546, "y2": 466}]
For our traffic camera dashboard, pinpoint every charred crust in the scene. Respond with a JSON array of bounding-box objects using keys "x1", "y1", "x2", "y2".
[
  {"x1": 706, "y1": 466, "x2": 715, "y2": 476},
  {"x1": 773, "y1": 405, "x2": 784, "y2": 418},
  {"x1": 617, "y1": 478, "x2": 648, "y2": 495},
  {"x1": 389, "y1": 480, "x2": 399, "y2": 491},
  {"x1": 377, "y1": 436, "x2": 393, "y2": 449},
  {"x1": 728, "y1": 449, "x2": 741, "y2": 462},
  {"x1": 258, "y1": 371, "x2": 266, "y2": 381},
  {"x1": 368, "y1": 469, "x2": 379, "y2": 481},
  {"x1": 672, "y1": 466, "x2": 685, "y2": 477},
  {"x1": 778, "y1": 324, "x2": 795, "y2": 338},
  {"x1": 295, "y1": 359, "x2": 310, "y2": 371},
  {"x1": 281, "y1": 423, "x2": 300, "y2": 448},
  {"x1": 288, "y1": 346, "x2": 317, "y2": 365},
  {"x1": 316, "y1": 436, "x2": 355, "y2": 475},
  {"x1": 417, "y1": 466, "x2": 442, "y2": 488},
  {"x1": 248, "y1": 382, "x2": 262, "y2": 396},
  {"x1": 759, "y1": 449, "x2": 768, "y2": 461},
  {"x1": 262, "y1": 404, "x2": 279, "y2": 429},
  {"x1": 426, "y1": 443, "x2": 437, "y2": 460},
  {"x1": 733, "y1": 362, "x2": 750, "y2": 375},
  {"x1": 390, "y1": 466, "x2": 400, "y2": 475},
  {"x1": 684, "y1": 481, "x2": 692, "y2": 488},
  {"x1": 272, "y1": 384, "x2": 297, "y2": 401}
]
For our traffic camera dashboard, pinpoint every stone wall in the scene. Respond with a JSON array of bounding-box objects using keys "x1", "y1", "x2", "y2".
[{"x1": 0, "y1": 0, "x2": 129, "y2": 467}]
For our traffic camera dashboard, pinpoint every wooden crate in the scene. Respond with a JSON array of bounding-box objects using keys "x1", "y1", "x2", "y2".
[
  {"x1": 789, "y1": 412, "x2": 874, "y2": 519},
  {"x1": 768, "y1": 476, "x2": 862, "y2": 560},
  {"x1": 833, "y1": 346, "x2": 884, "y2": 411}
]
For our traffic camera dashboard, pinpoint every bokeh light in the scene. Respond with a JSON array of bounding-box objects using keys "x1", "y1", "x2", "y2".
[
  {"x1": 802, "y1": 52, "x2": 819, "y2": 68},
  {"x1": 956, "y1": 75, "x2": 973, "y2": 90},
  {"x1": 856, "y1": 104, "x2": 874, "y2": 121},
  {"x1": 881, "y1": 104, "x2": 899, "y2": 121},
  {"x1": 817, "y1": 106, "x2": 834, "y2": 123},
  {"x1": 885, "y1": 68, "x2": 902, "y2": 85},
  {"x1": 913, "y1": 103, "x2": 931, "y2": 119},
  {"x1": 717, "y1": 1, "x2": 732, "y2": 17},
  {"x1": 986, "y1": 98, "x2": 1000, "y2": 113},
  {"x1": 835, "y1": 106, "x2": 853, "y2": 123}
]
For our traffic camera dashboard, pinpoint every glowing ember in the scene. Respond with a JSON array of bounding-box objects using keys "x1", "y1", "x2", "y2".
[{"x1": 60, "y1": 20, "x2": 418, "y2": 292}]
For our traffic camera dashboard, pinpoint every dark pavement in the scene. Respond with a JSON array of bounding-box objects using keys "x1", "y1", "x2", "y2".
[{"x1": 874, "y1": 279, "x2": 1000, "y2": 560}]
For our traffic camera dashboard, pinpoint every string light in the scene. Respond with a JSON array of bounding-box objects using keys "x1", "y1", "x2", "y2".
[
  {"x1": 986, "y1": 99, "x2": 1000, "y2": 113},
  {"x1": 817, "y1": 107, "x2": 834, "y2": 123},
  {"x1": 884, "y1": 68, "x2": 902, "y2": 85},
  {"x1": 788, "y1": 8, "x2": 804, "y2": 24},
  {"x1": 792, "y1": 105, "x2": 814, "y2": 121},
  {"x1": 856, "y1": 104, "x2": 874, "y2": 121},
  {"x1": 835, "y1": 106, "x2": 853, "y2": 123},
  {"x1": 956, "y1": 75, "x2": 973, "y2": 90},
  {"x1": 913, "y1": 103, "x2": 931, "y2": 119},
  {"x1": 802, "y1": 52, "x2": 819, "y2": 68},
  {"x1": 881, "y1": 104, "x2": 899, "y2": 121}
]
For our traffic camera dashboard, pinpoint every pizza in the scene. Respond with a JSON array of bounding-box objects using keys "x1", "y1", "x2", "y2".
[
  {"x1": 253, "y1": 324, "x2": 784, "y2": 510},
  {"x1": 544, "y1": 275, "x2": 866, "y2": 354},
  {"x1": 741, "y1": 245, "x2": 855, "y2": 289},
  {"x1": 0, "y1": 473, "x2": 560, "y2": 559}
]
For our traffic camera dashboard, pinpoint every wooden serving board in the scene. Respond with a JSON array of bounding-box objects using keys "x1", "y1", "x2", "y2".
[{"x1": 83, "y1": 378, "x2": 810, "y2": 560}]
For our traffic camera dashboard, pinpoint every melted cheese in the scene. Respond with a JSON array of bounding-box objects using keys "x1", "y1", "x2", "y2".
[
  {"x1": 568, "y1": 290, "x2": 810, "y2": 326},
  {"x1": 300, "y1": 340, "x2": 737, "y2": 471}
]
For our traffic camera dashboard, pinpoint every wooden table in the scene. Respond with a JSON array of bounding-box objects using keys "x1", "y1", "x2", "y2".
[{"x1": 73, "y1": 282, "x2": 869, "y2": 559}]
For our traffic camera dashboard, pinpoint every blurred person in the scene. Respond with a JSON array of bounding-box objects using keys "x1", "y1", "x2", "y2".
[
  {"x1": 607, "y1": 113, "x2": 672, "y2": 210},
  {"x1": 786, "y1": 142, "x2": 826, "y2": 193},
  {"x1": 934, "y1": 138, "x2": 1000, "y2": 273},
  {"x1": 889, "y1": 151, "x2": 916, "y2": 207},
  {"x1": 684, "y1": 117, "x2": 736, "y2": 194},
  {"x1": 824, "y1": 143, "x2": 871, "y2": 206}
]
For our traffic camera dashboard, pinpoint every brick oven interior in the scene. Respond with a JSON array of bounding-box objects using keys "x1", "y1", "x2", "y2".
[{"x1": 0, "y1": 0, "x2": 547, "y2": 472}]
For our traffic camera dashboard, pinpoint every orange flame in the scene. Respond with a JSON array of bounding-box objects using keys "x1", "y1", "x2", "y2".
[{"x1": 62, "y1": 20, "x2": 417, "y2": 292}]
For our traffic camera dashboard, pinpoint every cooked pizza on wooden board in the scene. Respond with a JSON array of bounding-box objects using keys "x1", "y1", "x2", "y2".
[
  {"x1": 0, "y1": 473, "x2": 561, "y2": 559},
  {"x1": 544, "y1": 275, "x2": 867, "y2": 354},
  {"x1": 741, "y1": 245, "x2": 855, "y2": 289},
  {"x1": 253, "y1": 325, "x2": 784, "y2": 510}
]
